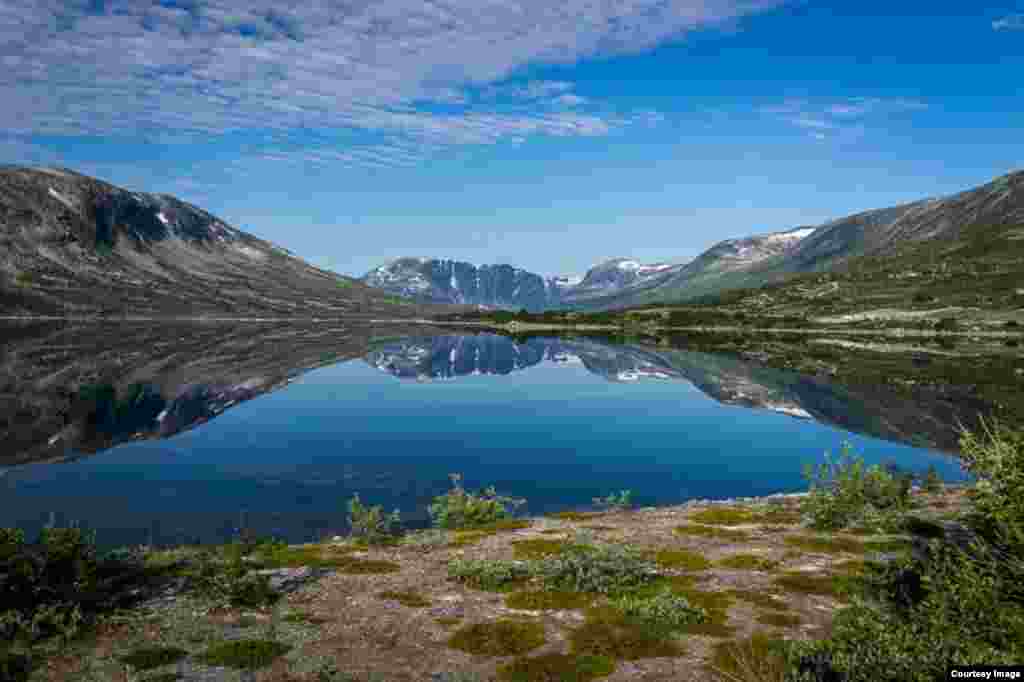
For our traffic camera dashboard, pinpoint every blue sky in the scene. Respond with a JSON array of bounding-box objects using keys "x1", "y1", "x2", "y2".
[{"x1": 2, "y1": 0, "x2": 1022, "y2": 278}]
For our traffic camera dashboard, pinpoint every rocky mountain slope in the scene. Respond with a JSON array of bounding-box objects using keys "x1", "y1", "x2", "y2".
[
  {"x1": 0, "y1": 321, "x2": 437, "y2": 467},
  {"x1": 586, "y1": 170, "x2": 1024, "y2": 309},
  {"x1": 361, "y1": 256, "x2": 683, "y2": 311},
  {"x1": 0, "y1": 166, "x2": 421, "y2": 317}
]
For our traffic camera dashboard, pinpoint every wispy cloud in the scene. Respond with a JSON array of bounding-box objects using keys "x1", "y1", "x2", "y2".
[
  {"x1": 993, "y1": 14, "x2": 1024, "y2": 31},
  {"x1": 0, "y1": 0, "x2": 783, "y2": 167},
  {"x1": 760, "y1": 97, "x2": 927, "y2": 140}
]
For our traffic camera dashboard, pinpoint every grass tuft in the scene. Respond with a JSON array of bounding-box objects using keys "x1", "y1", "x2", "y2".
[
  {"x1": 447, "y1": 619, "x2": 546, "y2": 657},
  {"x1": 512, "y1": 539, "x2": 567, "y2": 560},
  {"x1": 716, "y1": 554, "x2": 780, "y2": 572},
  {"x1": 783, "y1": 534, "x2": 865, "y2": 555},
  {"x1": 689, "y1": 507, "x2": 757, "y2": 526},
  {"x1": 196, "y1": 639, "x2": 291, "y2": 670},
  {"x1": 498, "y1": 652, "x2": 616, "y2": 681},
  {"x1": 650, "y1": 548, "x2": 711, "y2": 571},
  {"x1": 673, "y1": 525, "x2": 751, "y2": 541}
]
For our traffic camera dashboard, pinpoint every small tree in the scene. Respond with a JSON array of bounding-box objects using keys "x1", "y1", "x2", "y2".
[
  {"x1": 428, "y1": 473, "x2": 525, "y2": 529},
  {"x1": 347, "y1": 494, "x2": 401, "y2": 545}
]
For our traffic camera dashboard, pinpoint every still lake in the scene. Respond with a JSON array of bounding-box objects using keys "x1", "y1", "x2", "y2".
[{"x1": 0, "y1": 323, "x2": 977, "y2": 548}]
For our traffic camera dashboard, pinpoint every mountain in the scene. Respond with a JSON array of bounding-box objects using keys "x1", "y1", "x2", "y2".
[
  {"x1": 556, "y1": 258, "x2": 684, "y2": 305},
  {"x1": 585, "y1": 170, "x2": 1024, "y2": 309},
  {"x1": 361, "y1": 256, "x2": 684, "y2": 310},
  {"x1": 0, "y1": 166, "x2": 420, "y2": 317},
  {"x1": 362, "y1": 258, "x2": 553, "y2": 311}
]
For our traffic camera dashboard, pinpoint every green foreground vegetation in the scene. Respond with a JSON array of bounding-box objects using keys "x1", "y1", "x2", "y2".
[{"x1": 2, "y1": 423, "x2": 1023, "y2": 680}]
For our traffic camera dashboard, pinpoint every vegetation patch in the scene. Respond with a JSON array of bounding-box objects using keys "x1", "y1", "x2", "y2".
[
  {"x1": 447, "y1": 619, "x2": 546, "y2": 657},
  {"x1": 512, "y1": 539, "x2": 566, "y2": 560},
  {"x1": 376, "y1": 590, "x2": 431, "y2": 608},
  {"x1": 448, "y1": 558, "x2": 533, "y2": 592},
  {"x1": 547, "y1": 511, "x2": 602, "y2": 522},
  {"x1": 536, "y1": 540, "x2": 657, "y2": 594},
  {"x1": 282, "y1": 611, "x2": 331, "y2": 625},
  {"x1": 118, "y1": 646, "x2": 188, "y2": 671},
  {"x1": 569, "y1": 606, "x2": 686, "y2": 660},
  {"x1": 498, "y1": 652, "x2": 616, "y2": 681},
  {"x1": 649, "y1": 548, "x2": 711, "y2": 571},
  {"x1": 579, "y1": 525, "x2": 617, "y2": 532},
  {"x1": 783, "y1": 534, "x2": 864, "y2": 555},
  {"x1": 756, "y1": 611, "x2": 802, "y2": 628},
  {"x1": 706, "y1": 633, "x2": 789, "y2": 682},
  {"x1": 254, "y1": 543, "x2": 358, "y2": 569},
  {"x1": 715, "y1": 554, "x2": 780, "y2": 572},
  {"x1": 475, "y1": 519, "x2": 532, "y2": 532},
  {"x1": 609, "y1": 586, "x2": 708, "y2": 630},
  {"x1": 429, "y1": 473, "x2": 526, "y2": 530},
  {"x1": 673, "y1": 524, "x2": 751, "y2": 541},
  {"x1": 196, "y1": 639, "x2": 291, "y2": 670},
  {"x1": 773, "y1": 572, "x2": 847, "y2": 599},
  {"x1": 347, "y1": 494, "x2": 402, "y2": 545},
  {"x1": 863, "y1": 537, "x2": 913, "y2": 554},
  {"x1": 688, "y1": 507, "x2": 756, "y2": 526},
  {"x1": 505, "y1": 590, "x2": 596, "y2": 611},
  {"x1": 435, "y1": 616, "x2": 463, "y2": 627},
  {"x1": 539, "y1": 529, "x2": 567, "y2": 535},
  {"x1": 449, "y1": 530, "x2": 496, "y2": 548}
]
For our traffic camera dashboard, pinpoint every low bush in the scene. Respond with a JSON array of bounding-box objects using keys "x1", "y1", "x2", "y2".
[
  {"x1": 591, "y1": 490, "x2": 633, "y2": 512},
  {"x1": 0, "y1": 525, "x2": 147, "y2": 650},
  {"x1": 347, "y1": 494, "x2": 401, "y2": 545},
  {"x1": 922, "y1": 465, "x2": 943, "y2": 494},
  {"x1": 447, "y1": 559, "x2": 533, "y2": 592},
  {"x1": 429, "y1": 473, "x2": 526, "y2": 530},
  {"x1": 536, "y1": 539, "x2": 657, "y2": 595},
  {"x1": 801, "y1": 443, "x2": 912, "y2": 532},
  {"x1": 959, "y1": 417, "x2": 1024, "y2": 551},
  {"x1": 608, "y1": 586, "x2": 707, "y2": 630}
]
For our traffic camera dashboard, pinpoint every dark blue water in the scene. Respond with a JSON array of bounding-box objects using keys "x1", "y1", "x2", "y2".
[{"x1": 0, "y1": 332, "x2": 964, "y2": 548}]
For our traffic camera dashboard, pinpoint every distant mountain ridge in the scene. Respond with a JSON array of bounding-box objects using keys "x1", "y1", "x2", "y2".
[
  {"x1": 361, "y1": 256, "x2": 686, "y2": 311},
  {"x1": 0, "y1": 166, "x2": 420, "y2": 317}
]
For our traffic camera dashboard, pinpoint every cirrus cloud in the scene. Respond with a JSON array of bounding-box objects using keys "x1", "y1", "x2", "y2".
[{"x1": 0, "y1": 0, "x2": 784, "y2": 167}]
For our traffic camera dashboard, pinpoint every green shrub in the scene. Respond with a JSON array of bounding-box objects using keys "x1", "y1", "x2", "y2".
[
  {"x1": 689, "y1": 507, "x2": 756, "y2": 526},
  {"x1": 591, "y1": 490, "x2": 633, "y2": 511},
  {"x1": 429, "y1": 473, "x2": 526, "y2": 530},
  {"x1": 347, "y1": 494, "x2": 401, "y2": 545},
  {"x1": 801, "y1": 443, "x2": 911, "y2": 532},
  {"x1": 959, "y1": 418, "x2": 1024, "y2": 550},
  {"x1": 787, "y1": 543, "x2": 1024, "y2": 681},
  {"x1": 188, "y1": 550, "x2": 279, "y2": 608},
  {"x1": 13, "y1": 271, "x2": 32, "y2": 287},
  {"x1": 536, "y1": 540, "x2": 657, "y2": 595},
  {"x1": 608, "y1": 587, "x2": 707, "y2": 630},
  {"x1": 0, "y1": 525, "x2": 142, "y2": 647},
  {"x1": 447, "y1": 559, "x2": 533, "y2": 592},
  {"x1": 935, "y1": 317, "x2": 958, "y2": 332}
]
